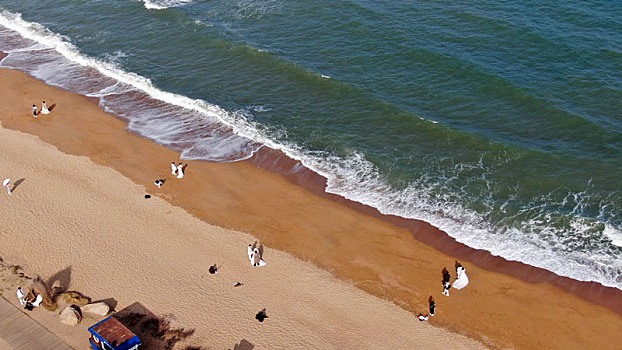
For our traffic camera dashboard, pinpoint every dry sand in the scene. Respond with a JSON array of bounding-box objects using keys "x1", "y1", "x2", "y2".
[
  {"x1": 0, "y1": 124, "x2": 484, "y2": 349},
  {"x1": 0, "y1": 67, "x2": 621, "y2": 349}
]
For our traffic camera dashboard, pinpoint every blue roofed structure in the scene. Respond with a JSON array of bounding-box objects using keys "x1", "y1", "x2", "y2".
[{"x1": 88, "y1": 316, "x2": 141, "y2": 350}]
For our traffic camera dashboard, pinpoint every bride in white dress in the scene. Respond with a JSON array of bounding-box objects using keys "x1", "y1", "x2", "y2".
[
  {"x1": 453, "y1": 262, "x2": 469, "y2": 290},
  {"x1": 40, "y1": 101, "x2": 50, "y2": 114}
]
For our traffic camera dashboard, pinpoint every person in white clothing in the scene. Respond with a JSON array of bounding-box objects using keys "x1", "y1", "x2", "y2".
[
  {"x1": 40, "y1": 101, "x2": 50, "y2": 114},
  {"x1": 453, "y1": 261, "x2": 469, "y2": 290},
  {"x1": 32, "y1": 293, "x2": 43, "y2": 308},
  {"x1": 171, "y1": 162, "x2": 177, "y2": 175},
  {"x1": 2, "y1": 178, "x2": 11, "y2": 195},
  {"x1": 247, "y1": 244, "x2": 266, "y2": 266},
  {"x1": 16, "y1": 287, "x2": 25, "y2": 305},
  {"x1": 176, "y1": 163, "x2": 185, "y2": 179}
]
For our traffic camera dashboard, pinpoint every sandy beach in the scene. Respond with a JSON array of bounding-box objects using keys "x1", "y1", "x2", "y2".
[
  {"x1": 0, "y1": 67, "x2": 621, "y2": 349},
  {"x1": 0, "y1": 108, "x2": 483, "y2": 349}
]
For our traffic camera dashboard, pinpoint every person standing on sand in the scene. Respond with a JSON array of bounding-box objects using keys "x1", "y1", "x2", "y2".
[
  {"x1": 453, "y1": 260, "x2": 469, "y2": 290},
  {"x1": 171, "y1": 162, "x2": 177, "y2": 175},
  {"x1": 429, "y1": 296, "x2": 436, "y2": 316},
  {"x1": 16, "y1": 287, "x2": 25, "y2": 305},
  {"x1": 442, "y1": 280, "x2": 451, "y2": 296},
  {"x1": 32, "y1": 104, "x2": 37, "y2": 117},
  {"x1": 176, "y1": 163, "x2": 185, "y2": 179},
  {"x1": 2, "y1": 178, "x2": 11, "y2": 195},
  {"x1": 442, "y1": 267, "x2": 451, "y2": 296},
  {"x1": 40, "y1": 101, "x2": 50, "y2": 114},
  {"x1": 248, "y1": 244, "x2": 266, "y2": 266}
]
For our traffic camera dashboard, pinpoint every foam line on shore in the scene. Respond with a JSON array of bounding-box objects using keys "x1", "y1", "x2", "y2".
[
  {"x1": 3, "y1": 66, "x2": 622, "y2": 349},
  {"x1": 2, "y1": 41, "x2": 621, "y2": 315},
  {"x1": 0, "y1": 12, "x2": 620, "y2": 290},
  {"x1": 247, "y1": 146, "x2": 622, "y2": 315}
]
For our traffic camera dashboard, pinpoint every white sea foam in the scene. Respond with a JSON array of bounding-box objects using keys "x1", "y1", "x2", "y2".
[
  {"x1": 142, "y1": 0, "x2": 194, "y2": 10},
  {"x1": 604, "y1": 225, "x2": 622, "y2": 247},
  {"x1": 0, "y1": 9, "x2": 620, "y2": 289}
]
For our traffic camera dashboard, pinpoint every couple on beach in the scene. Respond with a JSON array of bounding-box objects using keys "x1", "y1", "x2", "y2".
[
  {"x1": 441, "y1": 261, "x2": 469, "y2": 296},
  {"x1": 17, "y1": 286, "x2": 43, "y2": 311},
  {"x1": 171, "y1": 162, "x2": 185, "y2": 179},
  {"x1": 32, "y1": 101, "x2": 50, "y2": 117},
  {"x1": 248, "y1": 243, "x2": 266, "y2": 267}
]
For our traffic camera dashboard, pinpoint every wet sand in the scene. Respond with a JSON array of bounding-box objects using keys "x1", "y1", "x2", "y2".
[{"x1": 0, "y1": 67, "x2": 621, "y2": 349}]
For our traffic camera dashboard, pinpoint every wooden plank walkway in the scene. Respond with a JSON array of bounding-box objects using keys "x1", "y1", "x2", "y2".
[{"x1": 0, "y1": 297, "x2": 73, "y2": 350}]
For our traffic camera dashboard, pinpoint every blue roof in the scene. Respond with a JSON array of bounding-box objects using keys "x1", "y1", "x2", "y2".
[{"x1": 89, "y1": 316, "x2": 141, "y2": 350}]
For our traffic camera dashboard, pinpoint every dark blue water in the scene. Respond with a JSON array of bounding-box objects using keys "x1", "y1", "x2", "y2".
[{"x1": 0, "y1": 0, "x2": 620, "y2": 288}]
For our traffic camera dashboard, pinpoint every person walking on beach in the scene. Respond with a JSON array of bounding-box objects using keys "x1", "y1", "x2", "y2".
[
  {"x1": 176, "y1": 163, "x2": 185, "y2": 179},
  {"x1": 2, "y1": 178, "x2": 11, "y2": 195},
  {"x1": 40, "y1": 101, "x2": 50, "y2": 114},
  {"x1": 171, "y1": 162, "x2": 177, "y2": 175},
  {"x1": 208, "y1": 264, "x2": 219, "y2": 274},
  {"x1": 32, "y1": 104, "x2": 37, "y2": 117},
  {"x1": 442, "y1": 267, "x2": 451, "y2": 296},
  {"x1": 429, "y1": 296, "x2": 436, "y2": 316},
  {"x1": 16, "y1": 287, "x2": 25, "y2": 305}
]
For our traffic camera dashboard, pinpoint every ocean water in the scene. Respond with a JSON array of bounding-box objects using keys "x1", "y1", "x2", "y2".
[{"x1": 0, "y1": 0, "x2": 620, "y2": 289}]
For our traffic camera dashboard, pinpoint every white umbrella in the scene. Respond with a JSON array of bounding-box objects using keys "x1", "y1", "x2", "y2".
[{"x1": 2, "y1": 178, "x2": 10, "y2": 187}]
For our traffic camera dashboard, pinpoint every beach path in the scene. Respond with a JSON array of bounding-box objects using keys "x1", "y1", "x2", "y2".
[{"x1": 0, "y1": 297, "x2": 72, "y2": 350}]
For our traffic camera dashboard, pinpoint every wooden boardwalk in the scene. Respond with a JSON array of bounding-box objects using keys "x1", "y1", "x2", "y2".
[{"x1": 0, "y1": 297, "x2": 73, "y2": 350}]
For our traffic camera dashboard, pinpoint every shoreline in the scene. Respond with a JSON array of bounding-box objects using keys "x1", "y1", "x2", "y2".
[
  {"x1": 3, "y1": 48, "x2": 619, "y2": 309},
  {"x1": 248, "y1": 146, "x2": 622, "y2": 315},
  {"x1": 1, "y1": 66, "x2": 621, "y2": 349}
]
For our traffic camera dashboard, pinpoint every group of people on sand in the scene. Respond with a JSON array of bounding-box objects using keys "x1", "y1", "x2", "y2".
[
  {"x1": 153, "y1": 162, "x2": 187, "y2": 188},
  {"x1": 16, "y1": 286, "x2": 43, "y2": 311},
  {"x1": 152, "y1": 160, "x2": 269, "y2": 320},
  {"x1": 206, "y1": 242, "x2": 268, "y2": 322},
  {"x1": 32, "y1": 101, "x2": 51, "y2": 117},
  {"x1": 418, "y1": 261, "x2": 469, "y2": 321}
]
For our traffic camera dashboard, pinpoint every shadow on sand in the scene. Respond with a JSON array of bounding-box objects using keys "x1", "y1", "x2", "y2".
[
  {"x1": 230, "y1": 339, "x2": 255, "y2": 350},
  {"x1": 11, "y1": 178, "x2": 25, "y2": 193},
  {"x1": 114, "y1": 302, "x2": 196, "y2": 350}
]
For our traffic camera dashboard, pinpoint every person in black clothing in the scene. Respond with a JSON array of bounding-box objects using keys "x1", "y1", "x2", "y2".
[
  {"x1": 442, "y1": 267, "x2": 451, "y2": 283},
  {"x1": 255, "y1": 308, "x2": 268, "y2": 322},
  {"x1": 429, "y1": 296, "x2": 435, "y2": 316},
  {"x1": 208, "y1": 264, "x2": 218, "y2": 274},
  {"x1": 442, "y1": 267, "x2": 451, "y2": 296}
]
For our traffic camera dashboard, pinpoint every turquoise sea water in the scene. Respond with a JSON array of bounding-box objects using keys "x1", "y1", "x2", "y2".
[{"x1": 0, "y1": 0, "x2": 620, "y2": 288}]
